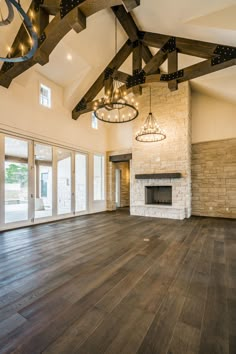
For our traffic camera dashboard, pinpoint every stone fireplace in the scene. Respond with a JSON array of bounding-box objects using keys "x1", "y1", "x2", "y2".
[
  {"x1": 145, "y1": 186, "x2": 172, "y2": 205},
  {"x1": 130, "y1": 82, "x2": 191, "y2": 220}
]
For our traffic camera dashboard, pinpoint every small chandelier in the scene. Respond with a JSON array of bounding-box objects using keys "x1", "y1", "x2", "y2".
[
  {"x1": 93, "y1": 17, "x2": 139, "y2": 124},
  {"x1": 135, "y1": 87, "x2": 166, "y2": 142}
]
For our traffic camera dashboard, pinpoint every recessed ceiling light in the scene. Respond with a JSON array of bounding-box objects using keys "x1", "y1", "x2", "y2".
[{"x1": 67, "y1": 53, "x2": 72, "y2": 61}]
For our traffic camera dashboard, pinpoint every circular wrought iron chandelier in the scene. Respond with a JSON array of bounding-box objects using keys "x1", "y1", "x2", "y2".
[
  {"x1": 93, "y1": 16, "x2": 139, "y2": 124},
  {"x1": 135, "y1": 87, "x2": 166, "y2": 142},
  {"x1": 0, "y1": 0, "x2": 38, "y2": 62}
]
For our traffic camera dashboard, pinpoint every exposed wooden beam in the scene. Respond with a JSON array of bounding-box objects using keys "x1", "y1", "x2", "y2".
[
  {"x1": 112, "y1": 5, "x2": 138, "y2": 42},
  {"x1": 122, "y1": 0, "x2": 140, "y2": 12},
  {"x1": 168, "y1": 50, "x2": 178, "y2": 91},
  {"x1": 143, "y1": 38, "x2": 174, "y2": 74},
  {"x1": 75, "y1": 55, "x2": 236, "y2": 118},
  {"x1": 112, "y1": 5, "x2": 153, "y2": 64},
  {"x1": 178, "y1": 57, "x2": 236, "y2": 83},
  {"x1": 40, "y1": 0, "x2": 60, "y2": 16},
  {"x1": 72, "y1": 40, "x2": 133, "y2": 120},
  {"x1": 132, "y1": 41, "x2": 142, "y2": 94},
  {"x1": 139, "y1": 31, "x2": 218, "y2": 59},
  {"x1": 0, "y1": 0, "x2": 125, "y2": 88},
  {"x1": 112, "y1": 70, "x2": 130, "y2": 83}
]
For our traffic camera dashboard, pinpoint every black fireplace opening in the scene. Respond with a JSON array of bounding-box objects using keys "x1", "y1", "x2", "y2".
[{"x1": 145, "y1": 186, "x2": 172, "y2": 205}]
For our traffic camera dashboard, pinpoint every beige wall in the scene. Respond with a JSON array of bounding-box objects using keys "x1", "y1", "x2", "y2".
[
  {"x1": 0, "y1": 71, "x2": 108, "y2": 152},
  {"x1": 192, "y1": 138, "x2": 236, "y2": 218},
  {"x1": 0, "y1": 71, "x2": 109, "y2": 215},
  {"x1": 192, "y1": 91, "x2": 236, "y2": 143}
]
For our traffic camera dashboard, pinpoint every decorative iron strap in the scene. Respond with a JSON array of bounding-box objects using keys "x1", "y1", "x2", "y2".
[
  {"x1": 126, "y1": 70, "x2": 146, "y2": 88},
  {"x1": 60, "y1": 0, "x2": 83, "y2": 18},
  {"x1": 212, "y1": 45, "x2": 236, "y2": 66},
  {"x1": 34, "y1": 0, "x2": 44, "y2": 12},
  {"x1": 160, "y1": 69, "x2": 184, "y2": 81},
  {"x1": 162, "y1": 37, "x2": 176, "y2": 53},
  {"x1": 38, "y1": 32, "x2": 46, "y2": 46}
]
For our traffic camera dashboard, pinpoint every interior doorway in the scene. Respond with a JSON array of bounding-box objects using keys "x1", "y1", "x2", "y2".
[
  {"x1": 115, "y1": 169, "x2": 121, "y2": 208},
  {"x1": 114, "y1": 161, "x2": 130, "y2": 209}
]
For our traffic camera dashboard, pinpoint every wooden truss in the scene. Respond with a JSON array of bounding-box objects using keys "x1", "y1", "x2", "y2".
[
  {"x1": 72, "y1": 5, "x2": 236, "y2": 120},
  {"x1": 0, "y1": 1, "x2": 235, "y2": 120},
  {"x1": 0, "y1": 0, "x2": 140, "y2": 87}
]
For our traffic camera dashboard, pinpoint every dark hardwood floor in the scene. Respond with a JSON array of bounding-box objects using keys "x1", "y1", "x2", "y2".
[{"x1": 0, "y1": 209, "x2": 235, "y2": 354}]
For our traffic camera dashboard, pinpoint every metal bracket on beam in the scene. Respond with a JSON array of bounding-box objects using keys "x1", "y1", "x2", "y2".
[
  {"x1": 162, "y1": 37, "x2": 176, "y2": 53},
  {"x1": 60, "y1": 0, "x2": 81, "y2": 18},
  {"x1": 38, "y1": 31, "x2": 46, "y2": 46},
  {"x1": 211, "y1": 45, "x2": 236, "y2": 66},
  {"x1": 160, "y1": 69, "x2": 184, "y2": 81},
  {"x1": 104, "y1": 67, "x2": 114, "y2": 80},
  {"x1": 75, "y1": 98, "x2": 87, "y2": 112},
  {"x1": 34, "y1": 0, "x2": 44, "y2": 12},
  {"x1": 126, "y1": 70, "x2": 146, "y2": 88}
]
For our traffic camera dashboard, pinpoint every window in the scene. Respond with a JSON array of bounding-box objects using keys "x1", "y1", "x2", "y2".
[
  {"x1": 94, "y1": 155, "x2": 104, "y2": 201},
  {"x1": 92, "y1": 112, "x2": 98, "y2": 129},
  {"x1": 40, "y1": 84, "x2": 51, "y2": 108}
]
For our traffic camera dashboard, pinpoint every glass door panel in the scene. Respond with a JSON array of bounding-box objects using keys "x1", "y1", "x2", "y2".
[
  {"x1": 5, "y1": 137, "x2": 28, "y2": 223},
  {"x1": 35, "y1": 143, "x2": 53, "y2": 218},
  {"x1": 57, "y1": 149, "x2": 71, "y2": 215},
  {"x1": 75, "y1": 153, "x2": 87, "y2": 212}
]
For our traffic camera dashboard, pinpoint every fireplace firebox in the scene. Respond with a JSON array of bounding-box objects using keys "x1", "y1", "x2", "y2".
[{"x1": 145, "y1": 186, "x2": 172, "y2": 205}]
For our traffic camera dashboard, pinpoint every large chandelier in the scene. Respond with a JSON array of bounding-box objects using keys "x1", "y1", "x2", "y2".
[
  {"x1": 0, "y1": 0, "x2": 38, "y2": 63},
  {"x1": 135, "y1": 87, "x2": 166, "y2": 142},
  {"x1": 93, "y1": 17, "x2": 139, "y2": 123}
]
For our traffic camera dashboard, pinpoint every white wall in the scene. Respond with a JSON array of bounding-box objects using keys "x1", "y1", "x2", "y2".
[
  {"x1": 0, "y1": 70, "x2": 109, "y2": 216},
  {"x1": 192, "y1": 90, "x2": 236, "y2": 143}
]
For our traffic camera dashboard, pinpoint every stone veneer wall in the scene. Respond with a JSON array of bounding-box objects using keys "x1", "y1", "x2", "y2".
[
  {"x1": 130, "y1": 82, "x2": 191, "y2": 220},
  {"x1": 192, "y1": 138, "x2": 236, "y2": 219}
]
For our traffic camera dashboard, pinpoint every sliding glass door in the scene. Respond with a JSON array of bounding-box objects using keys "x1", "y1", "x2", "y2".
[
  {"x1": 57, "y1": 149, "x2": 72, "y2": 215},
  {"x1": 0, "y1": 132, "x2": 91, "y2": 229},
  {"x1": 4, "y1": 136, "x2": 29, "y2": 223},
  {"x1": 34, "y1": 143, "x2": 53, "y2": 219},
  {"x1": 75, "y1": 153, "x2": 87, "y2": 212}
]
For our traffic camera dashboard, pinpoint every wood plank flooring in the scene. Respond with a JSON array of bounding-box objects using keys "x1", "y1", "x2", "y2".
[{"x1": 0, "y1": 209, "x2": 235, "y2": 354}]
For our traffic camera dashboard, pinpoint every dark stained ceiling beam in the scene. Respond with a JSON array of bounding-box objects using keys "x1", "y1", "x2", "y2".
[
  {"x1": 122, "y1": 0, "x2": 140, "y2": 12},
  {"x1": 112, "y1": 5, "x2": 153, "y2": 64},
  {"x1": 40, "y1": 0, "x2": 61, "y2": 16},
  {"x1": 139, "y1": 31, "x2": 219, "y2": 59},
  {"x1": 168, "y1": 50, "x2": 178, "y2": 91},
  {"x1": 72, "y1": 39, "x2": 134, "y2": 120},
  {"x1": 75, "y1": 54, "x2": 236, "y2": 118},
  {"x1": 178, "y1": 57, "x2": 236, "y2": 83},
  {"x1": 142, "y1": 37, "x2": 174, "y2": 74},
  {"x1": 132, "y1": 41, "x2": 142, "y2": 94},
  {"x1": 0, "y1": 0, "x2": 127, "y2": 88}
]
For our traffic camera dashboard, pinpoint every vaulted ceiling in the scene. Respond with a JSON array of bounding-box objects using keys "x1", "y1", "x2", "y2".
[{"x1": 1, "y1": 0, "x2": 236, "y2": 107}]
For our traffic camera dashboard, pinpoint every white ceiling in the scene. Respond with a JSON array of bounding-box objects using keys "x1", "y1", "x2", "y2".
[{"x1": 1, "y1": 0, "x2": 236, "y2": 106}]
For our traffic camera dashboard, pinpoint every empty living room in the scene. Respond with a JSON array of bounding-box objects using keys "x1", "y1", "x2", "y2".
[{"x1": 0, "y1": 0, "x2": 236, "y2": 353}]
